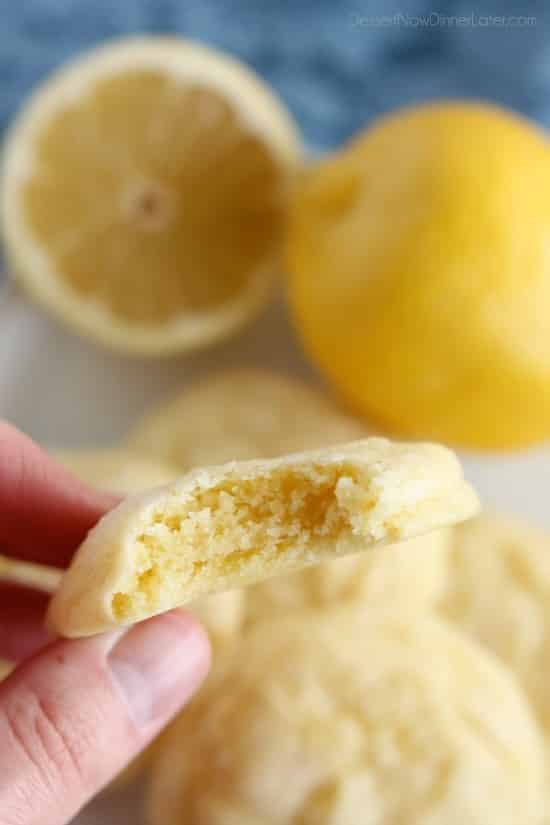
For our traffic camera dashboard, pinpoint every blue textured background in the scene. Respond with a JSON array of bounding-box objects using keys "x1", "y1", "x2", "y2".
[{"x1": 0, "y1": 0, "x2": 548, "y2": 152}]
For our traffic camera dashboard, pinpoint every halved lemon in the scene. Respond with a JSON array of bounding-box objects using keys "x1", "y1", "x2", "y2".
[{"x1": 1, "y1": 37, "x2": 301, "y2": 355}]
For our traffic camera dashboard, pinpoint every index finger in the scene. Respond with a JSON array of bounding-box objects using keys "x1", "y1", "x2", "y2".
[{"x1": 0, "y1": 420, "x2": 117, "y2": 567}]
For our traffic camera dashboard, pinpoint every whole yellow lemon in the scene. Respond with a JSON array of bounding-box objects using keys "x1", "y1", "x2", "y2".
[{"x1": 286, "y1": 102, "x2": 550, "y2": 450}]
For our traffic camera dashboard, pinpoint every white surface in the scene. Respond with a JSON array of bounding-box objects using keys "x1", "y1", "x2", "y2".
[{"x1": 2, "y1": 291, "x2": 550, "y2": 823}]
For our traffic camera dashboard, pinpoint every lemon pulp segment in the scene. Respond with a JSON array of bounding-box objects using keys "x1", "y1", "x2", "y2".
[{"x1": 22, "y1": 72, "x2": 284, "y2": 323}]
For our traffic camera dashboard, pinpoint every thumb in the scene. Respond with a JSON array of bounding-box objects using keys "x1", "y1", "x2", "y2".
[{"x1": 0, "y1": 610, "x2": 210, "y2": 825}]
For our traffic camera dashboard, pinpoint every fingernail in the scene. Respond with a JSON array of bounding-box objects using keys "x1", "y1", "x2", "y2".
[{"x1": 108, "y1": 610, "x2": 210, "y2": 727}]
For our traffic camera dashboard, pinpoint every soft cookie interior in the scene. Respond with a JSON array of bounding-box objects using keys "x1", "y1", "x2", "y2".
[
  {"x1": 47, "y1": 438, "x2": 479, "y2": 637},
  {"x1": 113, "y1": 462, "x2": 377, "y2": 622}
]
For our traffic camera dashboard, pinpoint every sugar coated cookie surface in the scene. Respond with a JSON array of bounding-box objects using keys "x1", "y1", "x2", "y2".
[
  {"x1": 148, "y1": 607, "x2": 544, "y2": 825},
  {"x1": 47, "y1": 438, "x2": 478, "y2": 637},
  {"x1": 441, "y1": 513, "x2": 550, "y2": 753},
  {"x1": 190, "y1": 590, "x2": 245, "y2": 647},
  {"x1": 128, "y1": 368, "x2": 366, "y2": 468},
  {"x1": 245, "y1": 528, "x2": 450, "y2": 625}
]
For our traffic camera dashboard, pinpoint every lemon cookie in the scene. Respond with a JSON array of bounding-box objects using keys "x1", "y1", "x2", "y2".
[
  {"x1": 128, "y1": 368, "x2": 366, "y2": 469},
  {"x1": 245, "y1": 528, "x2": 450, "y2": 625},
  {"x1": 47, "y1": 438, "x2": 478, "y2": 637},
  {"x1": 55, "y1": 447, "x2": 244, "y2": 647},
  {"x1": 148, "y1": 607, "x2": 544, "y2": 825},
  {"x1": 441, "y1": 513, "x2": 550, "y2": 752},
  {"x1": 190, "y1": 590, "x2": 245, "y2": 647}
]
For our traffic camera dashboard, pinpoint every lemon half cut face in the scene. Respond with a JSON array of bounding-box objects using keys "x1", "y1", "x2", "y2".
[{"x1": 2, "y1": 37, "x2": 302, "y2": 355}]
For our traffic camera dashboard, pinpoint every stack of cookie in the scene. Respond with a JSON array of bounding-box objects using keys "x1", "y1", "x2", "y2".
[{"x1": 5, "y1": 369, "x2": 550, "y2": 824}]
